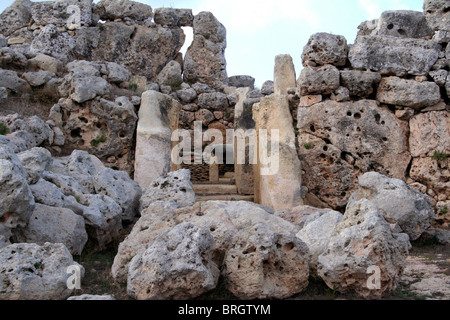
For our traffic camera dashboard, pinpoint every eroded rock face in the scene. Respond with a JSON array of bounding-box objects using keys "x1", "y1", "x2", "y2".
[
  {"x1": 317, "y1": 199, "x2": 411, "y2": 299},
  {"x1": 301, "y1": 33, "x2": 348, "y2": 67},
  {"x1": 348, "y1": 172, "x2": 435, "y2": 241},
  {"x1": 0, "y1": 0, "x2": 33, "y2": 37},
  {"x1": 184, "y1": 11, "x2": 228, "y2": 90},
  {"x1": 127, "y1": 222, "x2": 219, "y2": 300},
  {"x1": 375, "y1": 10, "x2": 433, "y2": 38},
  {"x1": 94, "y1": 0, "x2": 152, "y2": 21},
  {"x1": 297, "y1": 100, "x2": 411, "y2": 210},
  {"x1": 0, "y1": 242, "x2": 84, "y2": 300},
  {"x1": 0, "y1": 145, "x2": 35, "y2": 242},
  {"x1": 30, "y1": 24, "x2": 76, "y2": 63},
  {"x1": 377, "y1": 77, "x2": 441, "y2": 109},
  {"x1": 349, "y1": 36, "x2": 440, "y2": 76},
  {"x1": 424, "y1": 0, "x2": 450, "y2": 31},
  {"x1": 15, "y1": 203, "x2": 88, "y2": 256},
  {"x1": 298, "y1": 65, "x2": 340, "y2": 96},
  {"x1": 154, "y1": 8, "x2": 194, "y2": 27}
]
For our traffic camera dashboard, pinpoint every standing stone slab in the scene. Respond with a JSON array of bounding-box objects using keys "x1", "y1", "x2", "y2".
[
  {"x1": 274, "y1": 54, "x2": 297, "y2": 96},
  {"x1": 135, "y1": 90, "x2": 181, "y2": 188},
  {"x1": 253, "y1": 95, "x2": 302, "y2": 210}
]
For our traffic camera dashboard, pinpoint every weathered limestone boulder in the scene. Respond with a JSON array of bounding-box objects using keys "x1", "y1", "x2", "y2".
[
  {"x1": 298, "y1": 65, "x2": 340, "y2": 96},
  {"x1": 0, "y1": 69, "x2": 31, "y2": 93},
  {"x1": 409, "y1": 111, "x2": 450, "y2": 158},
  {"x1": 429, "y1": 69, "x2": 448, "y2": 86},
  {"x1": 253, "y1": 95, "x2": 303, "y2": 210},
  {"x1": 0, "y1": 242, "x2": 84, "y2": 300},
  {"x1": 30, "y1": 0, "x2": 93, "y2": 28},
  {"x1": 374, "y1": 10, "x2": 433, "y2": 38},
  {"x1": 301, "y1": 33, "x2": 348, "y2": 67},
  {"x1": 317, "y1": 199, "x2": 411, "y2": 299},
  {"x1": 0, "y1": 145, "x2": 35, "y2": 242},
  {"x1": 274, "y1": 54, "x2": 297, "y2": 95},
  {"x1": 155, "y1": 60, "x2": 182, "y2": 87},
  {"x1": 28, "y1": 53, "x2": 64, "y2": 75},
  {"x1": 69, "y1": 75, "x2": 111, "y2": 104},
  {"x1": 23, "y1": 70, "x2": 54, "y2": 87},
  {"x1": 224, "y1": 219, "x2": 310, "y2": 300},
  {"x1": 154, "y1": 8, "x2": 194, "y2": 27},
  {"x1": 348, "y1": 172, "x2": 435, "y2": 240},
  {"x1": 349, "y1": 36, "x2": 440, "y2": 76},
  {"x1": 176, "y1": 87, "x2": 197, "y2": 103},
  {"x1": 197, "y1": 92, "x2": 230, "y2": 111},
  {"x1": 135, "y1": 90, "x2": 181, "y2": 188},
  {"x1": 0, "y1": 0, "x2": 32, "y2": 37},
  {"x1": 296, "y1": 210, "x2": 343, "y2": 277},
  {"x1": 184, "y1": 11, "x2": 228, "y2": 90},
  {"x1": 297, "y1": 100, "x2": 411, "y2": 209},
  {"x1": 106, "y1": 62, "x2": 131, "y2": 83},
  {"x1": 377, "y1": 77, "x2": 441, "y2": 109},
  {"x1": 140, "y1": 169, "x2": 195, "y2": 210},
  {"x1": 127, "y1": 222, "x2": 219, "y2": 300},
  {"x1": 94, "y1": 0, "x2": 152, "y2": 21},
  {"x1": 340, "y1": 70, "x2": 381, "y2": 98},
  {"x1": 424, "y1": 0, "x2": 450, "y2": 31},
  {"x1": 15, "y1": 203, "x2": 88, "y2": 256},
  {"x1": 52, "y1": 97, "x2": 137, "y2": 173},
  {"x1": 17, "y1": 147, "x2": 53, "y2": 184},
  {"x1": 195, "y1": 108, "x2": 215, "y2": 126},
  {"x1": 228, "y1": 75, "x2": 255, "y2": 89},
  {"x1": 275, "y1": 206, "x2": 341, "y2": 231},
  {"x1": 93, "y1": 168, "x2": 142, "y2": 222},
  {"x1": 73, "y1": 23, "x2": 185, "y2": 81},
  {"x1": 30, "y1": 24, "x2": 76, "y2": 63},
  {"x1": 261, "y1": 80, "x2": 274, "y2": 95}
]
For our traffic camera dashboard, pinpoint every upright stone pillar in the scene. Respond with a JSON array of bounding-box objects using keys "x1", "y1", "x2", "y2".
[
  {"x1": 252, "y1": 54, "x2": 302, "y2": 210},
  {"x1": 233, "y1": 87, "x2": 256, "y2": 195},
  {"x1": 273, "y1": 54, "x2": 297, "y2": 95},
  {"x1": 134, "y1": 90, "x2": 181, "y2": 188}
]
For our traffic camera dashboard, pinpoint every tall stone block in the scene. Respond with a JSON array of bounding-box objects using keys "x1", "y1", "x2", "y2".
[
  {"x1": 134, "y1": 90, "x2": 180, "y2": 188},
  {"x1": 274, "y1": 54, "x2": 296, "y2": 96},
  {"x1": 233, "y1": 87, "x2": 255, "y2": 195},
  {"x1": 252, "y1": 95, "x2": 302, "y2": 210}
]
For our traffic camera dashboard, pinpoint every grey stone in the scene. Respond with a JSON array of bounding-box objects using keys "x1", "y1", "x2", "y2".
[
  {"x1": 0, "y1": 145, "x2": 35, "y2": 241},
  {"x1": 261, "y1": 80, "x2": 274, "y2": 95},
  {"x1": 197, "y1": 92, "x2": 229, "y2": 111},
  {"x1": 106, "y1": 62, "x2": 131, "y2": 83},
  {"x1": 30, "y1": 24, "x2": 76, "y2": 62},
  {"x1": 274, "y1": 54, "x2": 297, "y2": 95},
  {"x1": 0, "y1": 0, "x2": 32, "y2": 37},
  {"x1": 155, "y1": 60, "x2": 182, "y2": 87},
  {"x1": 0, "y1": 35, "x2": 7, "y2": 48},
  {"x1": 30, "y1": 0, "x2": 93, "y2": 28},
  {"x1": 154, "y1": 8, "x2": 194, "y2": 27},
  {"x1": 183, "y1": 11, "x2": 228, "y2": 90},
  {"x1": 317, "y1": 199, "x2": 411, "y2": 299},
  {"x1": 94, "y1": 0, "x2": 152, "y2": 21},
  {"x1": 228, "y1": 75, "x2": 255, "y2": 89},
  {"x1": 0, "y1": 242, "x2": 84, "y2": 300},
  {"x1": 17, "y1": 147, "x2": 53, "y2": 184},
  {"x1": 176, "y1": 87, "x2": 197, "y2": 103},
  {"x1": 302, "y1": 32, "x2": 348, "y2": 67},
  {"x1": 69, "y1": 75, "x2": 110, "y2": 103},
  {"x1": 93, "y1": 168, "x2": 142, "y2": 222},
  {"x1": 377, "y1": 77, "x2": 441, "y2": 109},
  {"x1": 348, "y1": 172, "x2": 436, "y2": 241},
  {"x1": 349, "y1": 35, "x2": 440, "y2": 76},
  {"x1": 375, "y1": 10, "x2": 433, "y2": 38},
  {"x1": 140, "y1": 169, "x2": 195, "y2": 211},
  {"x1": 127, "y1": 222, "x2": 219, "y2": 300},
  {"x1": 424, "y1": 0, "x2": 450, "y2": 31},
  {"x1": 0, "y1": 68, "x2": 30, "y2": 93},
  {"x1": 340, "y1": 70, "x2": 381, "y2": 98},
  {"x1": 23, "y1": 70, "x2": 54, "y2": 87},
  {"x1": 16, "y1": 203, "x2": 88, "y2": 256},
  {"x1": 298, "y1": 65, "x2": 340, "y2": 96},
  {"x1": 429, "y1": 69, "x2": 448, "y2": 86},
  {"x1": 28, "y1": 53, "x2": 64, "y2": 75}
]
